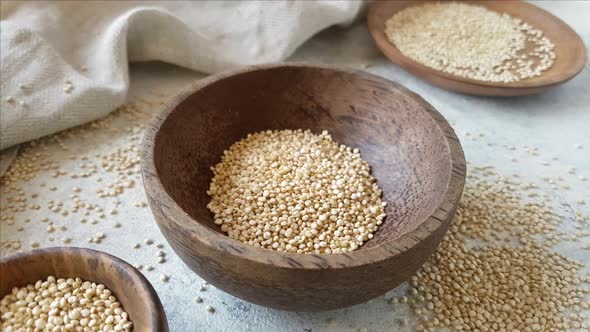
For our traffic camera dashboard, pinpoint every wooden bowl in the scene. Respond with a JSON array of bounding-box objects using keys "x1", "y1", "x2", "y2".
[
  {"x1": 141, "y1": 63, "x2": 465, "y2": 311},
  {"x1": 367, "y1": 0, "x2": 587, "y2": 96},
  {"x1": 0, "y1": 247, "x2": 168, "y2": 331}
]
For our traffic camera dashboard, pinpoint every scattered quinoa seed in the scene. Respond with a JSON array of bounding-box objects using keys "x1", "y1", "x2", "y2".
[{"x1": 403, "y1": 165, "x2": 589, "y2": 330}]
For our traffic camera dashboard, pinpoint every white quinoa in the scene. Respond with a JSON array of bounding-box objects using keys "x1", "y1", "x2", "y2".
[
  {"x1": 207, "y1": 129, "x2": 386, "y2": 254},
  {"x1": 0, "y1": 276, "x2": 132, "y2": 331},
  {"x1": 385, "y1": 2, "x2": 555, "y2": 83}
]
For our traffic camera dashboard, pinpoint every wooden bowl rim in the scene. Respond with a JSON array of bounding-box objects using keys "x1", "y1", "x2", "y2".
[
  {"x1": 367, "y1": 0, "x2": 587, "y2": 91},
  {"x1": 0, "y1": 247, "x2": 167, "y2": 329},
  {"x1": 141, "y1": 62, "x2": 466, "y2": 270}
]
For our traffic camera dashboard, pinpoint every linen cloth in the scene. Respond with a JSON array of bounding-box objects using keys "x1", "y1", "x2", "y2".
[{"x1": 0, "y1": 1, "x2": 364, "y2": 175}]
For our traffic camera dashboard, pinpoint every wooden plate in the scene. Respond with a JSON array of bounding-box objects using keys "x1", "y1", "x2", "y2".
[{"x1": 367, "y1": 0, "x2": 587, "y2": 96}]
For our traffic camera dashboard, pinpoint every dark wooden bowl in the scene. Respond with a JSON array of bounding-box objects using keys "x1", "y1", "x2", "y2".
[
  {"x1": 141, "y1": 63, "x2": 465, "y2": 311},
  {"x1": 0, "y1": 247, "x2": 168, "y2": 331},
  {"x1": 367, "y1": 0, "x2": 587, "y2": 96}
]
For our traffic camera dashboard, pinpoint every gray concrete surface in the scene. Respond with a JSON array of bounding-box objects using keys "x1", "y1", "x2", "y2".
[{"x1": 1, "y1": 2, "x2": 589, "y2": 331}]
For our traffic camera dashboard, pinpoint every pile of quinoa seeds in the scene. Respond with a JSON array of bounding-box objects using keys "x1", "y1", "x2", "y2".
[
  {"x1": 390, "y1": 165, "x2": 590, "y2": 331},
  {"x1": 385, "y1": 2, "x2": 556, "y2": 83},
  {"x1": 207, "y1": 129, "x2": 386, "y2": 254},
  {"x1": 1, "y1": 276, "x2": 132, "y2": 331}
]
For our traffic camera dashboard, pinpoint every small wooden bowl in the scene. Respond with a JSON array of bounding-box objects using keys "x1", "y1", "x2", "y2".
[
  {"x1": 367, "y1": 0, "x2": 587, "y2": 96},
  {"x1": 141, "y1": 63, "x2": 465, "y2": 311},
  {"x1": 0, "y1": 247, "x2": 168, "y2": 331}
]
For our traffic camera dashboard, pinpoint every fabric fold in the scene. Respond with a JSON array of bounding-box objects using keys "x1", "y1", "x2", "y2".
[{"x1": 0, "y1": 1, "x2": 364, "y2": 175}]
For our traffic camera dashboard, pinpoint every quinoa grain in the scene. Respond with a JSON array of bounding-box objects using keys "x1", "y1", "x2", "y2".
[
  {"x1": 207, "y1": 129, "x2": 386, "y2": 254},
  {"x1": 0, "y1": 276, "x2": 132, "y2": 331},
  {"x1": 385, "y1": 2, "x2": 555, "y2": 82}
]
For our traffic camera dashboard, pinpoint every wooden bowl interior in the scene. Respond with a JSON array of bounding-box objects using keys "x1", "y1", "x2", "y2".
[
  {"x1": 368, "y1": 0, "x2": 587, "y2": 93},
  {"x1": 0, "y1": 248, "x2": 166, "y2": 331},
  {"x1": 153, "y1": 66, "x2": 452, "y2": 246}
]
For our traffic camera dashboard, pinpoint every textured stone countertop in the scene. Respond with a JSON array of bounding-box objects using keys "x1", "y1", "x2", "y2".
[{"x1": 1, "y1": 2, "x2": 589, "y2": 331}]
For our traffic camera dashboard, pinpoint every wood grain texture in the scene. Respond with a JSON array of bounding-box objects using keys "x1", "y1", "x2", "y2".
[
  {"x1": 140, "y1": 63, "x2": 466, "y2": 311},
  {"x1": 0, "y1": 247, "x2": 168, "y2": 331},
  {"x1": 367, "y1": 0, "x2": 587, "y2": 96}
]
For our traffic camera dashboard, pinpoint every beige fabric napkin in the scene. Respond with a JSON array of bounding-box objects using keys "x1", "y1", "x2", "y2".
[{"x1": 0, "y1": 1, "x2": 364, "y2": 175}]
